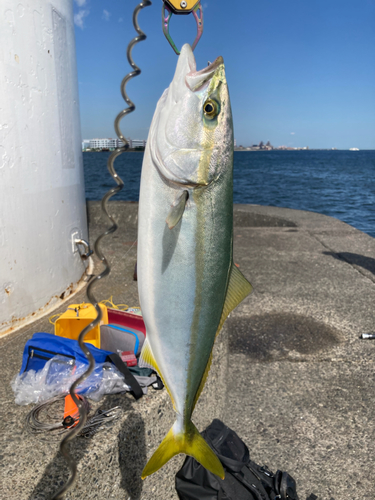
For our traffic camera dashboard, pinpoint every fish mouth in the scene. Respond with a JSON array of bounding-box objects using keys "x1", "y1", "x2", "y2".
[{"x1": 181, "y1": 44, "x2": 224, "y2": 92}]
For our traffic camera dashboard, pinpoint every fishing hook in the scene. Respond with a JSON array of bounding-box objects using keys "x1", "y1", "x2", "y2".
[{"x1": 51, "y1": 1, "x2": 152, "y2": 498}]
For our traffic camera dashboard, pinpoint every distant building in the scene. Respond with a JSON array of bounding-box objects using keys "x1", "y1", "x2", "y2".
[
  {"x1": 89, "y1": 138, "x2": 125, "y2": 149},
  {"x1": 84, "y1": 138, "x2": 145, "y2": 150},
  {"x1": 107, "y1": 138, "x2": 125, "y2": 149},
  {"x1": 130, "y1": 139, "x2": 147, "y2": 149},
  {"x1": 89, "y1": 138, "x2": 107, "y2": 149}
]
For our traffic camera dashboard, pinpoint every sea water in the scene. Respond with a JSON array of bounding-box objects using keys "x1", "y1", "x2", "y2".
[{"x1": 83, "y1": 150, "x2": 375, "y2": 238}]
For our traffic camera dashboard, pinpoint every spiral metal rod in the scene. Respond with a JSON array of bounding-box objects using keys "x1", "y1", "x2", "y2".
[{"x1": 51, "y1": 2, "x2": 151, "y2": 498}]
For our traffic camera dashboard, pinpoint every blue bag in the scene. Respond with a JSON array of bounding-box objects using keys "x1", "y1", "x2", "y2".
[
  {"x1": 20, "y1": 332, "x2": 113, "y2": 374},
  {"x1": 19, "y1": 332, "x2": 143, "y2": 399}
]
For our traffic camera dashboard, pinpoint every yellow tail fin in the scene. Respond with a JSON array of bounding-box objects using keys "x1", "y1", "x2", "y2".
[{"x1": 141, "y1": 420, "x2": 224, "y2": 480}]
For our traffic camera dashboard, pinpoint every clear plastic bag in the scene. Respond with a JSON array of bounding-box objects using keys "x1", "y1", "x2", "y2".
[
  {"x1": 11, "y1": 355, "x2": 134, "y2": 405},
  {"x1": 85, "y1": 363, "x2": 133, "y2": 402}
]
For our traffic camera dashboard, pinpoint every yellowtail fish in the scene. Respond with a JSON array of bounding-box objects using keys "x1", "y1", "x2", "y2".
[{"x1": 137, "y1": 44, "x2": 252, "y2": 479}]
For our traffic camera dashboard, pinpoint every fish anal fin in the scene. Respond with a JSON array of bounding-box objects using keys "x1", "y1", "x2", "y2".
[
  {"x1": 139, "y1": 338, "x2": 176, "y2": 411},
  {"x1": 166, "y1": 190, "x2": 188, "y2": 229},
  {"x1": 141, "y1": 420, "x2": 224, "y2": 480},
  {"x1": 217, "y1": 263, "x2": 252, "y2": 337},
  {"x1": 139, "y1": 337, "x2": 157, "y2": 371}
]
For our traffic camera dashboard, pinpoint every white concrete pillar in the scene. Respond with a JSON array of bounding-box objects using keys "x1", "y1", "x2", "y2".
[{"x1": 0, "y1": 0, "x2": 88, "y2": 335}]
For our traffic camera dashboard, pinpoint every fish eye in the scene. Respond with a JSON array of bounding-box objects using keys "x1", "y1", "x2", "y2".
[{"x1": 203, "y1": 99, "x2": 219, "y2": 119}]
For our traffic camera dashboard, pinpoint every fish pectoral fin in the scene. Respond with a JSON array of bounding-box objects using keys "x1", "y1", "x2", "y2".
[
  {"x1": 166, "y1": 190, "x2": 189, "y2": 229},
  {"x1": 141, "y1": 420, "x2": 224, "y2": 480},
  {"x1": 217, "y1": 263, "x2": 253, "y2": 335}
]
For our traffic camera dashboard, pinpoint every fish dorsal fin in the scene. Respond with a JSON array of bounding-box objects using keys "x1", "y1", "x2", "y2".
[
  {"x1": 139, "y1": 338, "x2": 176, "y2": 410},
  {"x1": 166, "y1": 190, "x2": 188, "y2": 229},
  {"x1": 217, "y1": 263, "x2": 253, "y2": 337}
]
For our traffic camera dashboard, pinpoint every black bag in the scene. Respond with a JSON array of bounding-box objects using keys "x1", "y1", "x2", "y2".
[{"x1": 175, "y1": 419, "x2": 299, "y2": 500}]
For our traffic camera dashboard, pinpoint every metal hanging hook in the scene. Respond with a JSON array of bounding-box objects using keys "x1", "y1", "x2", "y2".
[
  {"x1": 74, "y1": 238, "x2": 93, "y2": 260},
  {"x1": 162, "y1": 1, "x2": 204, "y2": 55}
]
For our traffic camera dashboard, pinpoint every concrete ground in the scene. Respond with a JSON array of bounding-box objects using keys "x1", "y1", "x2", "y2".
[
  {"x1": 1, "y1": 202, "x2": 375, "y2": 500},
  {"x1": 228, "y1": 204, "x2": 375, "y2": 500}
]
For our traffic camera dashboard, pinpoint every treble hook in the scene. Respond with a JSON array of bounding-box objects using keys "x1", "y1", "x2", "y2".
[{"x1": 162, "y1": 0, "x2": 204, "y2": 55}]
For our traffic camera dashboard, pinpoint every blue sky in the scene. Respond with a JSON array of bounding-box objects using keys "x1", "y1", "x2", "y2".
[{"x1": 74, "y1": 0, "x2": 375, "y2": 149}]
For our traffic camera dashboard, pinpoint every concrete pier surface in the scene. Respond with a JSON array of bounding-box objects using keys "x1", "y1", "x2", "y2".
[{"x1": 1, "y1": 202, "x2": 375, "y2": 500}]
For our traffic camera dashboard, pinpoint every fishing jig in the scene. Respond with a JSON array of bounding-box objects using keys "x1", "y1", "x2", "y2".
[{"x1": 162, "y1": 0, "x2": 203, "y2": 54}]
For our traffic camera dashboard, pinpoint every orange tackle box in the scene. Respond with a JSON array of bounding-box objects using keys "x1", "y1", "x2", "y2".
[{"x1": 54, "y1": 303, "x2": 108, "y2": 349}]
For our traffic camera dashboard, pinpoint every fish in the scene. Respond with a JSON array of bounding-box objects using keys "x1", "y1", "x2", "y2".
[{"x1": 137, "y1": 43, "x2": 252, "y2": 479}]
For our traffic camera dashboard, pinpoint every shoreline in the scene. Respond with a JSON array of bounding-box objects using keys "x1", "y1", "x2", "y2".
[{"x1": 82, "y1": 148, "x2": 374, "y2": 153}]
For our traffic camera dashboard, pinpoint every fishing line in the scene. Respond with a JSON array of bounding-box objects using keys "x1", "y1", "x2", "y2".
[
  {"x1": 26, "y1": 394, "x2": 91, "y2": 434},
  {"x1": 25, "y1": 394, "x2": 121, "y2": 437},
  {"x1": 51, "y1": 2, "x2": 152, "y2": 498}
]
